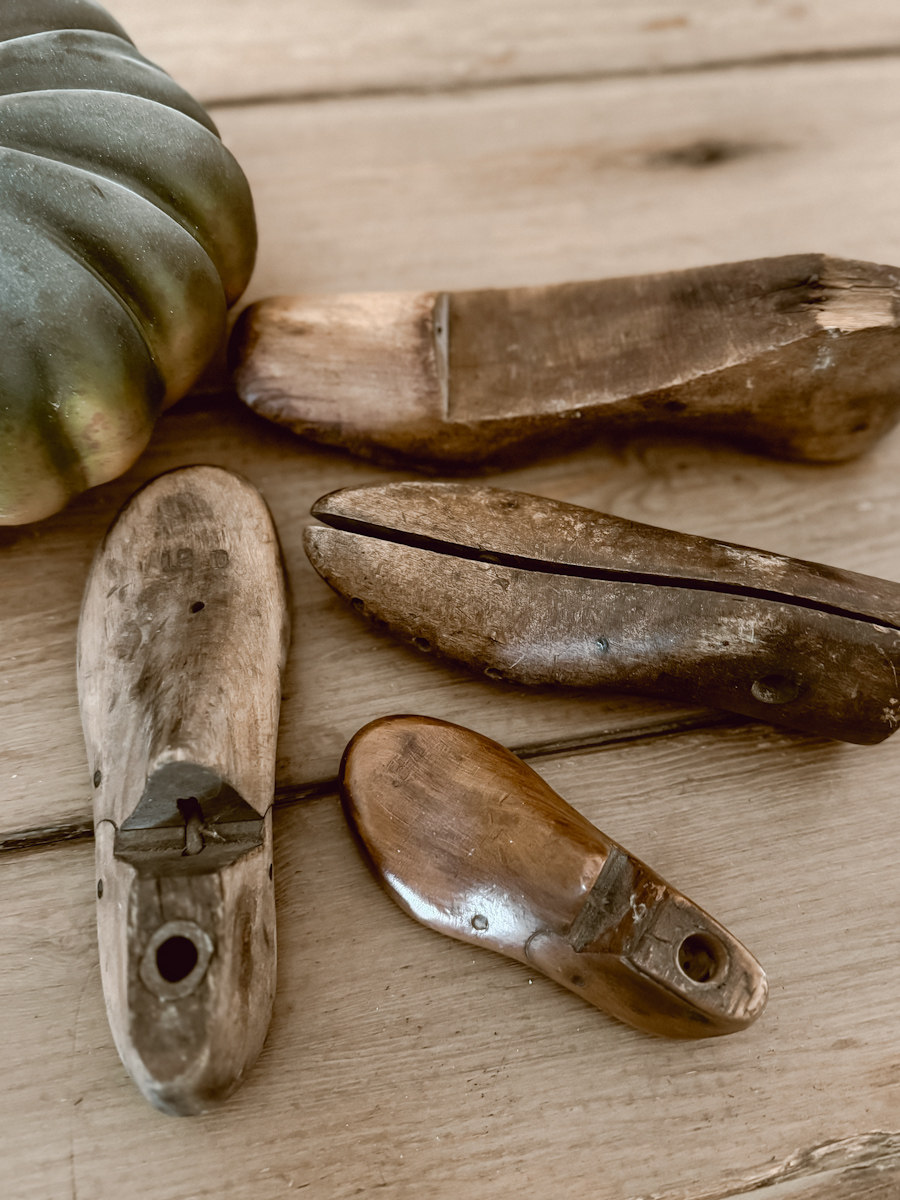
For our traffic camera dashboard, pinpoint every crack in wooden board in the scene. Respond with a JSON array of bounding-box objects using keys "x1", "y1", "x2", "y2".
[
  {"x1": 636, "y1": 1131, "x2": 900, "y2": 1199},
  {"x1": 0, "y1": 712, "x2": 743, "y2": 855},
  {"x1": 106, "y1": 0, "x2": 900, "y2": 111},
  {"x1": 6, "y1": 391, "x2": 900, "y2": 840},
  {"x1": 201, "y1": 44, "x2": 900, "y2": 112},
  {"x1": 4, "y1": 725, "x2": 900, "y2": 1198}
]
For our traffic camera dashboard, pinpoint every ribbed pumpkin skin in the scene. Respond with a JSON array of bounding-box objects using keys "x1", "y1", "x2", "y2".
[{"x1": 0, "y1": 0, "x2": 257, "y2": 524}]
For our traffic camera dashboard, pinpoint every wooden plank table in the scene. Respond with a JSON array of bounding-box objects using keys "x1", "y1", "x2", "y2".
[{"x1": 3, "y1": 3, "x2": 900, "y2": 1196}]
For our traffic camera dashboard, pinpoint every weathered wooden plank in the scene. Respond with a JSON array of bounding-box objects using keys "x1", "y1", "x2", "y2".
[
  {"x1": 105, "y1": 0, "x2": 900, "y2": 107},
  {"x1": 657, "y1": 1133, "x2": 900, "y2": 1199},
  {"x1": 3, "y1": 386, "x2": 900, "y2": 841},
  {"x1": 0, "y1": 392, "x2": 697, "y2": 840},
  {"x1": 3, "y1": 723, "x2": 899, "y2": 1199},
  {"x1": 215, "y1": 57, "x2": 900, "y2": 305}
]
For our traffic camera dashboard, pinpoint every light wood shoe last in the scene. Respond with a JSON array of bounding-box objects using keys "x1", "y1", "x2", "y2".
[{"x1": 78, "y1": 466, "x2": 290, "y2": 1114}]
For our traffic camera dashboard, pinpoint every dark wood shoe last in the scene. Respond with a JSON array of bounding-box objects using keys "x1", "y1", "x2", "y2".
[
  {"x1": 233, "y1": 254, "x2": 900, "y2": 470},
  {"x1": 306, "y1": 480, "x2": 900, "y2": 745},
  {"x1": 340, "y1": 715, "x2": 768, "y2": 1039}
]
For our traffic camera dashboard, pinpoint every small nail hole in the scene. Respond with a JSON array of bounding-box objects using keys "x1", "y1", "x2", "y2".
[
  {"x1": 751, "y1": 674, "x2": 799, "y2": 705},
  {"x1": 269, "y1": 862, "x2": 273, "y2": 880},
  {"x1": 92, "y1": 769, "x2": 102, "y2": 787},
  {"x1": 190, "y1": 601, "x2": 205, "y2": 614},
  {"x1": 595, "y1": 637, "x2": 609, "y2": 653},
  {"x1": 351, "y1": 597, "x2": 365, "y2": 612},
  {"x1": 97, "y1": 880, "x2": 103, "y2": 899},
  {"x1": 571, "y1": 974, "x2": 585, "y2": 988},
  {"x1": 156, "y1": 935, "x2": 199, "y2": 984},
  {"x1": 677, "y1": 933, "x2": 727, "y2": 984},
  {"x1": 471, "y1": 914, "x2": 489, "y2": 931},
  {"x1": 413, "y1": 637, "x2": 432, "y2": 652}
]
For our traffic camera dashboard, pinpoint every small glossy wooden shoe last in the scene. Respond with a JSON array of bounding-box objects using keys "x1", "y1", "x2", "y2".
[
  {"x1": 232, "y1": 254, "x2": 900, "y2": 470},
  {"x1": 306, "y1": 480, "x2": 900, "y2": 745},
  {"x1": 77, "y1": 466, "x2": 289, "y2": 1114},
  {"x1": 341, "y1": 716, "x2": 767, "y2": 1038}
]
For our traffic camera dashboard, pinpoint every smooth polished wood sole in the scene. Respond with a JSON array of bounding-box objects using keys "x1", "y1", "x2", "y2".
[
  {"x1": 77, "y1": 465, "x2": 290, "y2": 1114},
  {"x1": 341, "y1": 715, "x2": 768, "y2": 1039}
]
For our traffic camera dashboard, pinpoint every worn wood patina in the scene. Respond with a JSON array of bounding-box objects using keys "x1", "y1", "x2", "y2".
[
  {"x1": 232, "y1": 255, "x2": 900, "y2": 470},
  {"x1": 306, "y1": 480, "x2": 900, "y2": 745},
  {"x1": 341, "y1": 715, "x2": 767, "y2": 1039},
  {"x1": 77, "y1": 465, "x2": 289, "y2": 1114}
]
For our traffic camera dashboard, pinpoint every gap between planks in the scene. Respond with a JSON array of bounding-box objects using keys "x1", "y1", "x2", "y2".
[
  {"x1": 203, "y1": 41, "x2": 900, "y2": 112},
  {"x1": 0, "y1": 710, "x2": 743, "y2": 857}
]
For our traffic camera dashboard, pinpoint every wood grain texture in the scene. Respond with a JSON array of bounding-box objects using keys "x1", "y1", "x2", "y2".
[
  {"x1": 310, "y1": 480, "x2": 900, "y2": 617},
  {"x1": 233, "y1": 256, "x2": 900, "y2": 468},
  {"x1": 216, "y1": 57, "x2": 900, "y2": 305},
  {"x1": 77, "y1": 467, "x2": 289, "y2": 1114},
  {"x1": 79, "y1": 467, "x2": 289, "y2": 828},
  {"x1": 104, "y1": 0, "x2": 900, "y2": 106},
  {"x1": 0, "y1": 396, "x2": 718, "y2": 843},
  {"x1": 651, "y1": 1133, "x2": 900, "y2": 1199},
  {"x1": 3, "y1": 4, "x2": 900, "y2": 1190},
  {"x1": 341, "y1": 716, "x2": 767, "y2": 1038},
  {"x1": 307, "y1": 481, "x2": 900, "y2": 744},
  {"x1": 3, "y1": 724, "x2": 899, "y2": 1199},
  {"x1": 3, "y1": 390, "x2": 900, "y2": 841}
]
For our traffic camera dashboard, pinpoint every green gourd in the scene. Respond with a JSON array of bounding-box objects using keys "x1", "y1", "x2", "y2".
[{"x1": 0, "y1": 0, "x2": 257, "y2": 524}]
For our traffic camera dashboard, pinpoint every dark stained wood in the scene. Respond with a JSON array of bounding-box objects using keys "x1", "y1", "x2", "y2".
[
  {"x1": 77, "y1": 466, "x2": 290, "y2": 1115},
  {"x1": 341, "y1": 715, "x2": 767, "y2": 1038},
  {"x1": 307, "y1": 481, "x2": 900, "y2": 745},
  {"x1": 231, "y1": 254, "x2": 900, "y2": 470}
]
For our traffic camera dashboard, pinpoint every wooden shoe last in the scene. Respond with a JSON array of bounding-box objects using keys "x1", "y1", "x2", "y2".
[
  {"x1": 77, "y1": 466, "x2": 289, "y2": 1114},
  {"x1": 340, "y1": 715, "x2": 768, "y2": 1039}
]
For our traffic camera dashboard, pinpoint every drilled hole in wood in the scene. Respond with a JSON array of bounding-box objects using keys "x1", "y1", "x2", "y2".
[
  {"x1": 96, "y1": 879, "x2": 103, "y2": 899},
  {"x1": 751, "y1": 673, "x2": 799, "y2": 704},
  {"x1": 677, "y1": 933, "x2": 727, "y2": 984},
  {"x1": 140, "y1": 920, "x2": 214, "y2": 999},
  {"x1": 484, "y1": 667, "x2": 504, "y2": 680},
  {"x1": 413, "y1": 636, "x2": 432, "y2": 652},
  {"x1": 156, "y1": 935, "x2": 199, "y2": 984},
  {"x1": 92, "y1": 769, "x2": 101, "y2": 787},
  {"x1": 190, "y1": 601, "x2": 205, "y2": 614},
  {"x1": 351, "y1": 597, "x2": 365, "y2": 612},
  {"x1": 471, "y1": 914, "x2": 489, "y2": 930}
]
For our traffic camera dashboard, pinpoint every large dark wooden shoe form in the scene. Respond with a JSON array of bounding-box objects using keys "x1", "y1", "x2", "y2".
[
  {"x1": 233, "y1": 254, "x2": 900, "y2": 469},
  {"x1": 341, "y1": 715, "x2": 768, "y2": 1040},
  {"x1": 78, "y1": 466, "x2": 290, "y2": 1114}
]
